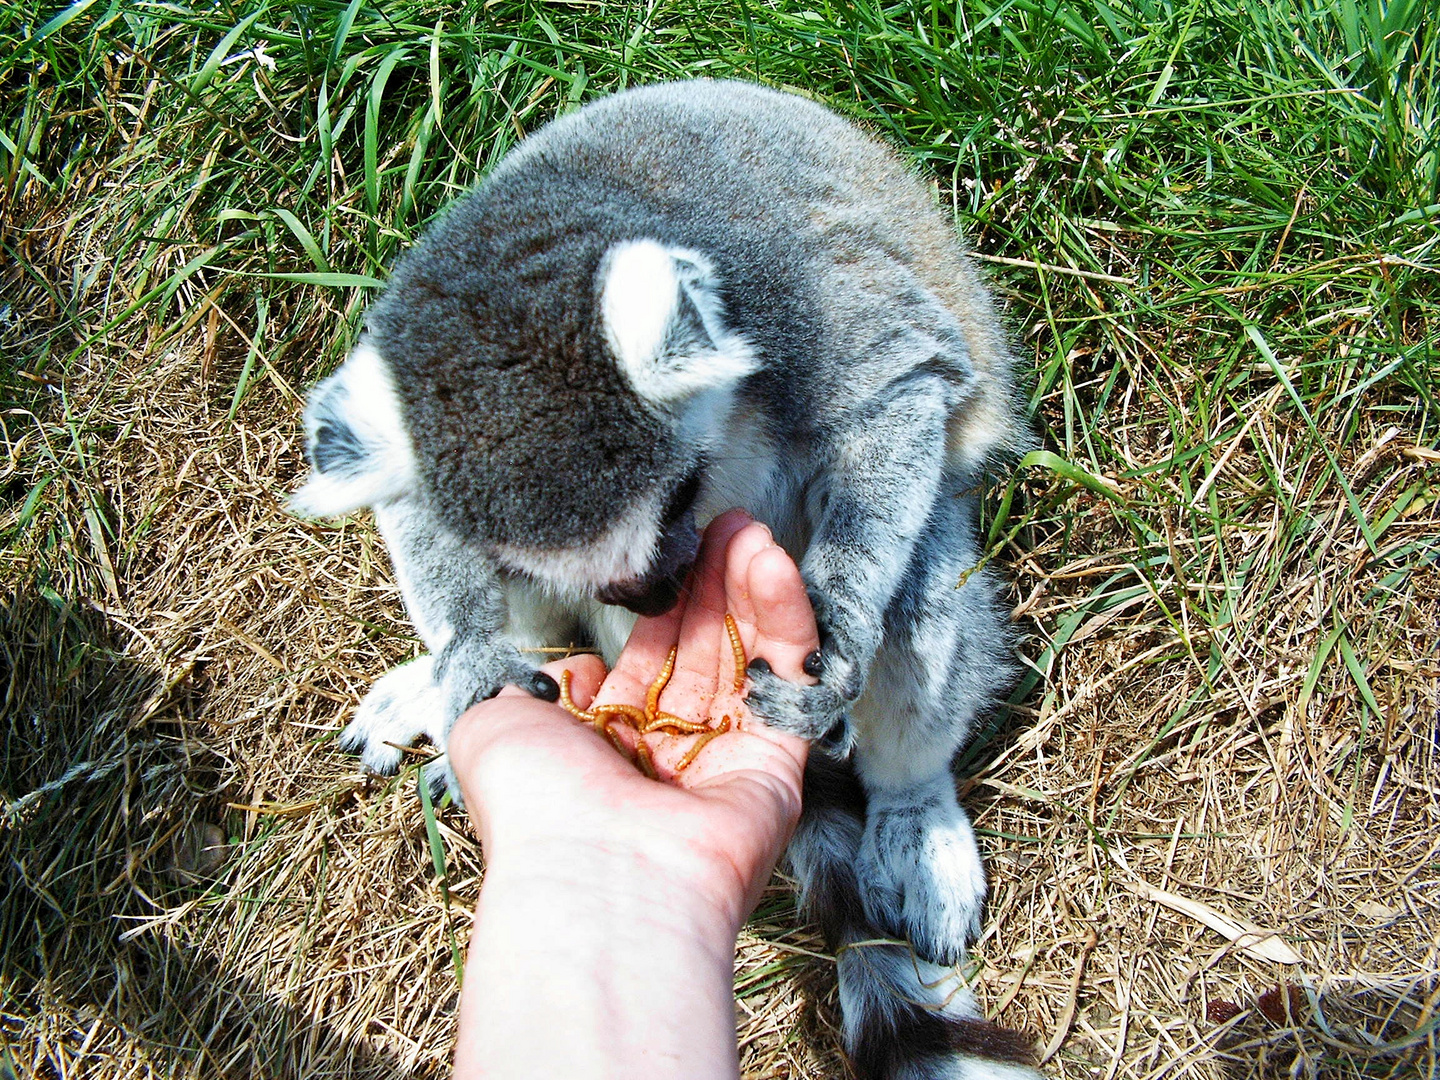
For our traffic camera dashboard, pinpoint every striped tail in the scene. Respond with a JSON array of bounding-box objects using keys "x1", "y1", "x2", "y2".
[{"x1": 790, "y1": 755, "x2": 1044, "y2": 1080}]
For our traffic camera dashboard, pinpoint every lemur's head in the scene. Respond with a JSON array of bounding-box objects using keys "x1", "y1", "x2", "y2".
[{"x1": 293, "y1": 236, "x2": 755, "y2": 617}]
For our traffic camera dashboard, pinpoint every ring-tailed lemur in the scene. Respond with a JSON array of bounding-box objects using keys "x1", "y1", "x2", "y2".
[{"x1": 293, "y1": 80, "x2": 1041, "y2": 1080}]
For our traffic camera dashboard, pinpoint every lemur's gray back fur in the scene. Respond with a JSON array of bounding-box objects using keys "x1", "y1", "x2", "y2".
[
  {"x1": 294, "y1": 80, "x2": 1041, "y2": 1080},
  {"x1": 368, "y1": 79, "x2": 1021, "y2": 548}
]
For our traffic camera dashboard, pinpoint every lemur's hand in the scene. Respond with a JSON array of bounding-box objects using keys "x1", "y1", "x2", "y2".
[{"x1": 743, "y1": 587, "x2": 869, "y2": 749}]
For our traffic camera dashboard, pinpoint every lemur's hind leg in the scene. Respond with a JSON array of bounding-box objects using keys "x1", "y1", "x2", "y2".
[
  {"x1": 848, "y1": 489, "x2": 1017, "y2": 967},
  {"x1": 339, "y1": 655, "x2": 444, "y2": 775},
  {"x1": 790, "y1": 756, "x2": 1041, "y2": 1079}
]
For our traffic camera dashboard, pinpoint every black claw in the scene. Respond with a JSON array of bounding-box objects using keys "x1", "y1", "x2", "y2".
[
  {"x1": 818, "y1": 718, "x2": 853, "y2": 756},
  {"x1": 530, "y1": 671, "x2": 560, "y2": 702},
  {"x1": 802, "y1": 649, "x2": 824, "y2": 678},
  {"x1": 425, "y1": 771, "x2": 450, "y2": 804},
  {"x1": 747, "y1": 656, "x2": 772, "y2": 674}
]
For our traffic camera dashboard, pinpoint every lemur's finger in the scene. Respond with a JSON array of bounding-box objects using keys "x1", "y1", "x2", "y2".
[
  {"x1": 495, "y1": 654, "x2": 605, "y2": 709},
  {"x1": 527, "y1": 670, "x2": 560, "y2": 702}
]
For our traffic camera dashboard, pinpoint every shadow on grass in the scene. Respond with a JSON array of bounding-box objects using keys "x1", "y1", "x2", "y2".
[{"x1": 1, "y1": 589, "x2": 412, "y2": 1079}]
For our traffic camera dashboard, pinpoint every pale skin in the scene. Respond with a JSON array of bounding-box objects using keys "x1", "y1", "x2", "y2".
[{"x1": 448, "y1": 510, "x2": 821, "y2": 1080}]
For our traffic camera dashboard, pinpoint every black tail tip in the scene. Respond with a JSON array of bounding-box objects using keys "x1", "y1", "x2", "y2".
[{"x1": 852, "y1": 1009, "x2": 1040, "y2": 1080}]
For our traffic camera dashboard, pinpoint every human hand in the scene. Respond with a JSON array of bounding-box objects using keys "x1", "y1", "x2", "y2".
[
  {"x1": 448, "y1": 511, "x2": 821, "y2": 1080},
  {"x1": 447, "y1": 508, "x2": 821, "y2": 933}
]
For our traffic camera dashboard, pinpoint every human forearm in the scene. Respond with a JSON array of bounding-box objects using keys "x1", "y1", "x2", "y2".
[
  {"x1": 447, "y1": 517, "x2": 818, "y2": 1079},
  {"x1": 454, "y1": 844, "x2": 743, "y2": 1080}
]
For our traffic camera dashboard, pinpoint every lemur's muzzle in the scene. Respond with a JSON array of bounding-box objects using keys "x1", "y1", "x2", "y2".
[{"x1": 595, "y1": 511, "x2": 700, "y2": 617}]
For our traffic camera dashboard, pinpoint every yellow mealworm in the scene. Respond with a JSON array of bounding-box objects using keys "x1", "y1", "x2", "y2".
[
  {"x1": 724, "y1": 614, "x2": 747, "y2": 691},
  {"x1": 673, "y1": 717, "x2": 731, "y2": 774}
]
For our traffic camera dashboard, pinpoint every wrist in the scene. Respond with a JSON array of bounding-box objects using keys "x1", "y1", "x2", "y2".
[
  {"x1": 480, "y1": 834, "x2": 746, "y2": 950},
  {"x1": 457, "y1": 846, "x2": 742, "y2": 1079}
]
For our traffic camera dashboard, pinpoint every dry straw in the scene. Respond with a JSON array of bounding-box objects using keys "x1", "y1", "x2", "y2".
[{"x1": 5, "y1": 225, "x2": 1436, "y2": 1080}]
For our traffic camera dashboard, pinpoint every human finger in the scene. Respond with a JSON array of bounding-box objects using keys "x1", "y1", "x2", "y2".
[
  {"x1": 720, "y1": 519, "x2": 777, "y2": 632},
  {"x1": 659, "y1": 510, "x2": 753, "y2": 712},
  {"x1": 492, "y1": 654, "x2": 608, "y2": 709},
  {"x1": 591, "y1": 515, "x2": 751, "y2": 711},
  {"x1": 592, "y1": 594, "x2": 685, "y2": 710},
  {"x1": 740, "y1": 543, "x2": 819, "y2": 685}
]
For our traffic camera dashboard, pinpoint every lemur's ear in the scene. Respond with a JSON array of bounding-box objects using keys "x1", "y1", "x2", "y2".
[
  {"x1": 600, "y1": 239, "x2": 756, "y2": 405},
  {"x1": 290, "y1": 341, "x2": 416, "y2": 518}
]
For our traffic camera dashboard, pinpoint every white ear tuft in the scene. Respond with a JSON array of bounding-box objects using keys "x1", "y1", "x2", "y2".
[
  {"x1": 602, "y1": 239, "x2": 681, "y2": 375},
  {"x1": 600, "y1": 239, "x2": 757, "y2": 405},
  {"x1": 290, "y1": 340, "x2": 417, "y2": 517}
]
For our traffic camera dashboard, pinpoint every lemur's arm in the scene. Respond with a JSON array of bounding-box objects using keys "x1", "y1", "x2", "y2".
[
  {"x1": 746, "y1": 370, "x2": 956, "y2": 745},
  {"x1": 292, "y1": 341, "x2": 556, "y2": 706},
  {"x1": 292, "y1": 344, "x2": 556, "y2": 803},
  {"x1": 373, "y1": 497, "x2": 559, "y2": 716}
]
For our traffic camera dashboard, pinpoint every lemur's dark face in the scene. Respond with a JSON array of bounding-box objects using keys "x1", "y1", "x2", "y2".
[
  {"x1": 431, "y1": 403, "x2": 708, "y2": 614},
  {"x1": 591, "y1": 464, "x2": 704, "y2": 616},
  {"x1": 367, "y1": 209, "x2": 751, "y2": 611}
]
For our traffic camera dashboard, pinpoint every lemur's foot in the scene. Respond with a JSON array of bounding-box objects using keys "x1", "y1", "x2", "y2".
[
  {"x1": 421, "y1": 754, "x2": 460, "y2": 806},
  {"x1": 341, "y1": 652, "x2": 560, "y2": 808},
  {"x1": 339, "y1": 656, "x2": 444, "y2": 775},
  {"x1": 855, "y1": 775, "x2": 987, "y2": 966}
]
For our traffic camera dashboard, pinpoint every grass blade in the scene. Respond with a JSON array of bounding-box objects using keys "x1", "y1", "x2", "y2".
[
  {"x1": 190, "y1": 9, "x2": 265, "y2": 97},
  {"x1": 417, "y1": 771, "x2": 466, "y2": 987},
  {"x1": 270, "y1": 208, "x2": 331, "y2": 272},
  {"x1": 227, "y1": 294, "x2": 268, "y2": 420}
]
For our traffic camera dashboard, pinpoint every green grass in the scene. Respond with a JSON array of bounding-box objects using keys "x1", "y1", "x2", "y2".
[
  {"x1": 2, "y1": 2, "x2": 1437, "y2": 1078},
  {"x1": 4, "y1": 0, "x2": 1434, "y2": 513}
]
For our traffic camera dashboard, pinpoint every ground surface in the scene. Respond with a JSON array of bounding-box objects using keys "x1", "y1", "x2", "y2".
[{"x1": 2, "y1": 2, "x2": 1437, "y2": 1078}]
